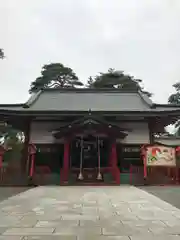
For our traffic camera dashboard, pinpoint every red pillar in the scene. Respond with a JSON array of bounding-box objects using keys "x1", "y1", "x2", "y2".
[
  {"x1": 141, "y1": 146, "x2": 147, "y2": 179},
  {"x1": 111, "y1": 142, "x2": 117, "y2": 167},
  {"x1": 0, "y1": 154, "x2": 3, "y2": 169},
  {"x1": 0, "y1": 147, "x2": 5, "y2": 169},
  {"x1": 0, "y1": 148, "x2": 5, "y2": 183},
  {"x1": 63, "y1": 139, "x2": 70, "y2": 181},
  {"x1": 29, "y1": 154, "x2": 35, "y2": 177},
  {"x1": 109, "y1": 141, "x2": 117, "y2": 167},
  {"x1": 110, "y1": 141, "x2": 120, "y2": 184},
  {"x1": 109, "y1": 146, "x2": 112, "y2": 167},
  {"x1": 28, "y1": 144, "x2": 36, "y2": 178}
]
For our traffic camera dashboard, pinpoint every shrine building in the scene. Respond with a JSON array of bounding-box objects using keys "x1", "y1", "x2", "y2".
[{"x1": 0, "y1": 88, "x2": 180, "y2": 185}]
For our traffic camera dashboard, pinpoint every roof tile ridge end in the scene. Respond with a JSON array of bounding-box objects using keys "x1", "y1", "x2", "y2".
[
  {"x1": 138, "y1": 90, "x2": 153, "y2": 107},
  {"x1": 23, "y1": 90, "x2": 42, "y2": 108}
]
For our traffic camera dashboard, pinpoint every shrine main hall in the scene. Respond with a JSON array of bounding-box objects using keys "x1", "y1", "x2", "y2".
[{"x1": 0, "y1": 88, "x2": 180, "y2": 185}]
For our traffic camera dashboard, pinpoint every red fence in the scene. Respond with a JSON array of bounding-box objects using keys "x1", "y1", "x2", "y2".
[
  {"x1": 130, "y1": 165, "x2": 180, "y2": 185},
  {"x1": 34, "y1": 166, "x2": 52, "y2": 185},
  {"x1": 111, "y1": 166, "x2": 120, "y2": 184}
]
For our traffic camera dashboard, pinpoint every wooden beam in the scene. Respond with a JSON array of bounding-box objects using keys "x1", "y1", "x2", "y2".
[{"x1": 148, "y1": 118, "x2": 154, "y2": 144}]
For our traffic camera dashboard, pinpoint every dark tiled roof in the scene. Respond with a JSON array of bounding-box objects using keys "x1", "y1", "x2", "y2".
[
  {"x1": 0, "y1": 89, "x2": 180, "y2": 114},
  {"x1": 24, "y1": 88, "x2": 153, "y2": 111}
]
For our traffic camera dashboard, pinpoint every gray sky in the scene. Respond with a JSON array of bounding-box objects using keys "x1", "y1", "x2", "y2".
[{"x1": 0, "y1": 0, "x2": 180, "y2": 104}]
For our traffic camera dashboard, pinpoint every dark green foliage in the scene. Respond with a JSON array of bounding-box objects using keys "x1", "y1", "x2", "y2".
[
  {"x1": 0, "y1": 123, "x2": 24, "y2": 164},
  {"x1": 168, "y1": 82, "x2": 180, "y2": 136},
  {"x1": 87, "y1": 68, "x2": 152, "y2": 96},
  {"x1": 168, "y1": 82, "x2": 180, "y2": 104},
  {"x1": 0, "y1": 49, "x2": 4, "y2": 59},
  {"x1": 29, "y1": 63, "x2": 83, "y2": 93}
]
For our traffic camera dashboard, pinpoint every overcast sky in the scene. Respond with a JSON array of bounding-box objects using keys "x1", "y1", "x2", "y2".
[{"x1": 0, "y1": 0, "x2": 180, "y2": 104}]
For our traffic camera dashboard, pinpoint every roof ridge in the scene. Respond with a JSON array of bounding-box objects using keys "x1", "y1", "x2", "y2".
[
  {"x1": 23, "y1": 90, "x2": 42, "y2": 108},
  {"x1": 41, "y1": 88, "x2": 139, "y2": 93},
  {"x1": 154, "y1": 103, "x2": 180, "y2": 107}
]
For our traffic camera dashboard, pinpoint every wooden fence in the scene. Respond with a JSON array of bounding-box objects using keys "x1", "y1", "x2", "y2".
[{"x1": 129, "y1": 165, "x2": 179, "y2": 185}]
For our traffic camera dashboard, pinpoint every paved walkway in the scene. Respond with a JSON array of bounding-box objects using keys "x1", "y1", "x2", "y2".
[{"x1": 0, "y1": 186, "x2": 180, "y2": 239}]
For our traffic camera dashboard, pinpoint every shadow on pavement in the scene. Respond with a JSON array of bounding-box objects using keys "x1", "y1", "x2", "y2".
[
  {"x1": 0, "y1": 187, "x2": 32, "y2": 202},
  {"x1": 139, "y1": 186, "x2": 180, "y2": 210}
]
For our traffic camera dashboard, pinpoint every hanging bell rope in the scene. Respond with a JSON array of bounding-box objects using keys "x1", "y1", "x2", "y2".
[
  {"x1": 78, "y1": 136, "x2": 84, "y2": 180},
  {"x1": 97, "y1": 136, "x2": 102, "y2": 180}
]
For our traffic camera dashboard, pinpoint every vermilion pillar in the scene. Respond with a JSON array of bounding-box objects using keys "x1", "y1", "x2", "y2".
[
  {"x1": 0, "y1": 155, "x2": 3, "y2": 169},
  {"x1": 141, "y1": 145, "x2": 147, "y2": 179},
  {"x1": 0, "y1": 147, "x2": 5, "y2": 170},
  {"x1": 0, "y1": 148, "x2": 5, "y2": 184},
  {"x1": 29, "y1": 154, "x2": 35, "y2": 177},
  {"x1": 110, "y1": 140, "x2": 120, "y2": 184},
  {"x1": 64, "y1": 141, "x2": 70, "y2": 170},
  {"x1": 63, "y1": 139, "x2": 70, "y2": 181},
  {"x1": 111, "y1": 141, "x2": 117, "y2": 167},
  {"x1": 28, "y1": 144, "x2": 36, "y2": 178}
]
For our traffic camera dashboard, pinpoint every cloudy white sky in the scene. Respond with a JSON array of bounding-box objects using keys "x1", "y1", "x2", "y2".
[{"x1": 0, "y1": 0, "x2": 180, "y2": 104}]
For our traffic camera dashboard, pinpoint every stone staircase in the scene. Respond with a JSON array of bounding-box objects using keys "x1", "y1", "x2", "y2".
[
  {"x1": 61, "y1": 168, "x2": 118, "y2": 186},
  {"x1": 67, "y1": 168, "x2": 103, "y2": 185}
]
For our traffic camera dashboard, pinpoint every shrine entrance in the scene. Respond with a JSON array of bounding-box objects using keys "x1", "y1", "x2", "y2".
[
  {"x1": 69, "y1": 133, "x2": 110, "y2": 184},
  {"x1": 53, "y1": 115, "x2": 129, "y2": 185},
  {"x1": 70, "y1": 134, "x2": 109, "y2": 169}
]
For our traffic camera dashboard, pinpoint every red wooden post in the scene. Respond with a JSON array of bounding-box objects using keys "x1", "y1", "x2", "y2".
[
  {"x1": 28, "y1": 144, "x2": 36, "y2": 178},
  {"x1": 0, "y1": 155, "x2": 2, "y2": 169},
  {"x1": 141, "y1": 145, "x2": 147, "y2": 179},
  {"x1": 0, "y1": 146, "x2": 6, "y2": 184},
  {"x1": 175, "y1": 167, "x2": 179, "y2": 184},
  {"x1": 111, "y1": 141, "x2": 120, "y2": 184},
  {"x1": 0, "y1": 146, "x2": 5, "y2": 169},
  {"x1": 109, "y1": 147, "x2": 112, "y2": 167},
  {"x1": 143, "y1": 155, "x2": 147, "y2": 178},
  {"x1": 30, "y1": 154, "x2": 35, "y2": 177},
  {"x1": 0, "y1": 153, "x2": 3, "y2": 183},
  {"x1": 175, "y1": 146, "x2": 180, "y2": 184},
  {"x1": 64, "y1": 141, "x2": 70, "y2": 170},
  {"x1": 111, "y1": 143, "x2": 116, "y2": 167},
  {"x1": 63, "y1": 140, "x2": 70, "y2": 182}
]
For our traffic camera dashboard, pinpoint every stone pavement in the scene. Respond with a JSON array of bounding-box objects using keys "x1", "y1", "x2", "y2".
[{"x1": 0, "y1": 186, "x2": 180, "y2": 239}]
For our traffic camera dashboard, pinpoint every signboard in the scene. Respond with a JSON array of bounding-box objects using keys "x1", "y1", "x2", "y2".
[
  {"x1": 123, "y1": 147, "x2": 140, "y2": 153},
  {"x1": 146, "y1": 146, "x2": 176, "y2": 166}
]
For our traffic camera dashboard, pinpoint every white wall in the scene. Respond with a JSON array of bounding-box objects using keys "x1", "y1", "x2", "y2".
[
  {"x1": 30, "y1": 121, "x2": 150, "y2": 144},
  {"x1": 117, "y1": 122, "x2": 150, "y2": 144},
  {"x1": 30, "y1": 122, "x2": 64, "y2": 144}
]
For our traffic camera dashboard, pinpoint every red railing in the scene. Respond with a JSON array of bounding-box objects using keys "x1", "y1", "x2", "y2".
[
  {"x1": 129, "y1": 165, "x2": 144, "y2": 185},
  {"x1": 111, "y1": 166, "x2": 120, "y2": 185},
  {"x1": 34, "y1": 166, "x2": 51, "y2": 185},
  {"x1": 130, "y1": 165, "x2": 180, "y2": 185}
]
